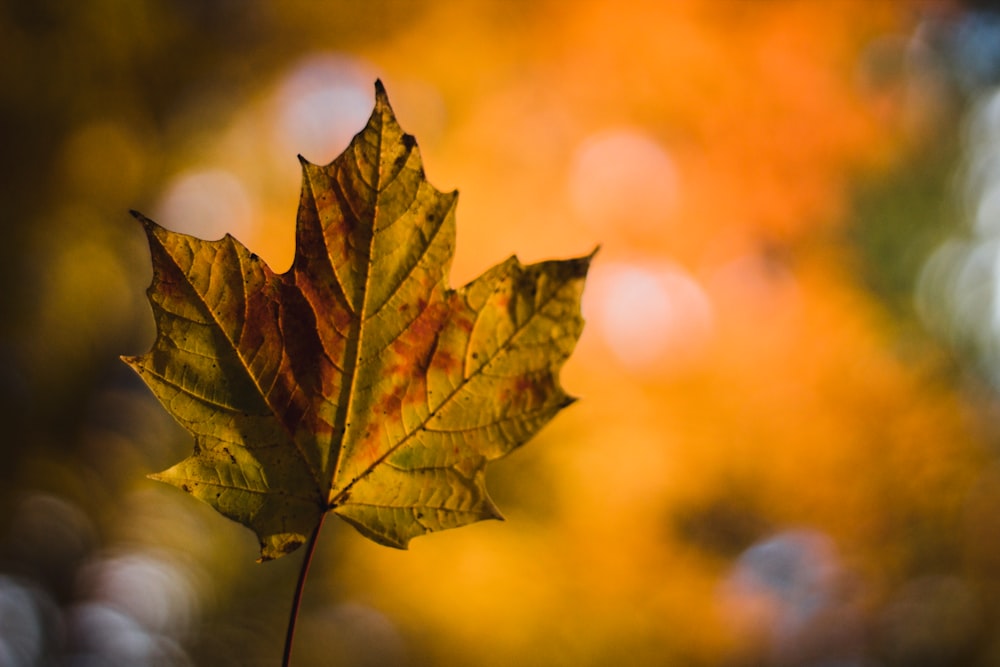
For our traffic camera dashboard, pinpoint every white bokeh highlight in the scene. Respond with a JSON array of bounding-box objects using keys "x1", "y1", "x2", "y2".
[
  {"x1": 154, "y1": 169, "x2": 255, "y2": 241},
  {"x1": 586, "y1": 260, "x2": 713, "y2": 373},
  {"x1": 568, "y1": 128, "x2": 680, "y2": 237},
  {"x1": 271, "y1": 54, "x2": 378, "y2": 162}
]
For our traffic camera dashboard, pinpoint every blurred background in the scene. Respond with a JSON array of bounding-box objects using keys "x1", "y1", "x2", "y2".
[{"x1": 4, "y1": 0, "x2": 1000, "y2": 665}]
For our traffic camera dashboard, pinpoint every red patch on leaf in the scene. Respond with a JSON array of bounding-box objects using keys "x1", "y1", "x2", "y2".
[
  {"x1": 407, "y1": 297, "x2": 445, "y2": 346},
  {"x1": 375, "y1": 382, "x2": 405, "y2": 418},
  {"x1": 431, "y1": 348, "x2": 460, "y2": 376},
  {"x1": 510, "y1": 373, "x2": 552, "y2": 409}
]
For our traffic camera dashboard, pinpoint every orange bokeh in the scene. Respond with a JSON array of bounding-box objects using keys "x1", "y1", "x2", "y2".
[
  {"x1": 7, "y1": 1, "x2": 996, "y2": 665},
  {"x1": 141, "y1": 2, "x2": 986, "y2": 664}
]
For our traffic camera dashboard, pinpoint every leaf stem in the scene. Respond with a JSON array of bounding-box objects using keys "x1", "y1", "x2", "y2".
[{"x1": 282, "y1": 513, "x2": 326, "y2": 667}]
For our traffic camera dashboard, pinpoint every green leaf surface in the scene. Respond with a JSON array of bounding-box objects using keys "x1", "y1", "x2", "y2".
[{"x1": 124, "y1": 81, "x2": 592, "y2": 560}]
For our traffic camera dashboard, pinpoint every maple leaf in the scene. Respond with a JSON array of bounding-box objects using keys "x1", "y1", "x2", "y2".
[{"x1": 124, "y1": 81, "x2": 592, "y2": 560}]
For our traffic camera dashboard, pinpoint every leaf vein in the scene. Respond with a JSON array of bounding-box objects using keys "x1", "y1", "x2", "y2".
[{"x1": 150, "y1": 231, "x2": 324, "y2": 498}]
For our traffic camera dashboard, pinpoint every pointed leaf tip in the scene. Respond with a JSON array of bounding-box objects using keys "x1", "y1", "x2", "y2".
[
  {"x1": 374, "y1": 79, "x2": 390, "y2": 107},
  {"x1": 128, "y1": 209, "x2": 160, "y2": 235},
  {"x1": 129, "y1": 209, "x2": 151, "y2": 225}
]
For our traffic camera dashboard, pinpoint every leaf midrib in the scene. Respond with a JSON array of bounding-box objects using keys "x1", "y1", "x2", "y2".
[{"x1": 326, "y1": 107, "x2": 387, "y2": 506}]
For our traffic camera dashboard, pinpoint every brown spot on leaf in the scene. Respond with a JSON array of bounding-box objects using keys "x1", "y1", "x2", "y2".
[
  {"x1": 456, "y1": 314, "x2": 474, "y2": 334},
  {"x1": 511, "y1": 373, "x2": 556, "y2": 410},
  {"x1": 432, "y1": 348, "x2": 460, "y2": 376},
  {"x1": 514, "y1": 376, "x2": 534, "y2": 393},
  {"x1": 281, "y1": 538, "x2": 304, "y2": 554},
  {"x1": 375, "y1": 385, "x2": 405, "y2": 419},
  {"x1": 407, "y1": 297, "x2": 446, "y2": 344}
]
